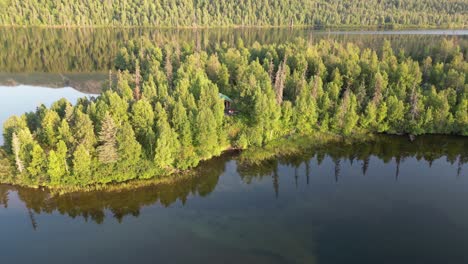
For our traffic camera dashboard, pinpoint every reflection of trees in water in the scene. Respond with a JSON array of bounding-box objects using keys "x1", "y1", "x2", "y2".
[
  {"x1": 1, "y1": 154, "x2": 228, "y2": 226},
  {"x1": 1, "y1": 135, "x2": 466, "y2": 226},
  {"x1": 1, "y1": 28, "x2": 465, "y2": 74},
  {"x1": 238, "y1": 135, "x2": 467, "y2": 193},
  {"x1": 0, "y1": 185, "x2": 8, "y2": 208}
]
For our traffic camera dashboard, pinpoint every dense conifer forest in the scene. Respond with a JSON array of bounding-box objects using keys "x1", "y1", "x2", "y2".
[
  {"x1": 1, "y1": 37, "x2": 467, "y2": 188},
  {"x1": 0, "y1": 0, "x2": 466, "y2": 28}
]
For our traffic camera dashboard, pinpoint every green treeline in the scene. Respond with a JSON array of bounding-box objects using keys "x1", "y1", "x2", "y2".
[
  {"x1": 1, "y1": 37, "x2": 467, "y2": 188},
  {"x1": 0, "y1": 0, "x2": 466, "y2": 28},
  {"x1": 0, "y1": 135, "x2": 465, "y2": 224}
]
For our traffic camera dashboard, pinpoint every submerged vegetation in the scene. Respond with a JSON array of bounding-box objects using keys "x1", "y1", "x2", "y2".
[
  {"x1": 1, "y1": 0, "x2": 467, "y2": 28},
  {"x1": 1, "y1": 37, "x2": 467, "y2": 189}
]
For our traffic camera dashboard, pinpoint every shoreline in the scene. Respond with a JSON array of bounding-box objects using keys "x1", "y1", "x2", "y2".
[
  {"x1": 0, "y1": 132, "x2": 466, "y2": 194},
  {"x1": 0, "y1": 133, "x2": 356, "y2": 193},
  {"x1": 0, "y1": 132, "x2": 385, "y2": 194}
]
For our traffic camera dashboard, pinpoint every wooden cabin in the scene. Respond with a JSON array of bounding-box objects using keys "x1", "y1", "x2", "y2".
[{"x1": 219, "y1": 93, "x2": 234, "y2": 114}]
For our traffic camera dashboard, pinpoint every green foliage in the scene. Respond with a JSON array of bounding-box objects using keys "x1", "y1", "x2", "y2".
[
  {"x1": 26, "y1": 143, "x2": 46, "y2": 184},
  {"x1": 1, "y1": 0, "x2": 465, "y2": 28},
  {"x1": 154, "y1": 104, "x2": 179, "y2": 170},
  {"x1": 72, "y1": 144, "x2": 92, "y2": 185},
  {"x1": 97, "y1": 113, "x2": 119, "y2": 164},
  {"x1": 39, "y1": 109, "x2": 60, "y2": 147},
  {"x1": 2, "y1": 37, "x2": 466, "y2": 189},
  {"x1": 47, "y1": 141, "x2": 68, "y2": 186}
]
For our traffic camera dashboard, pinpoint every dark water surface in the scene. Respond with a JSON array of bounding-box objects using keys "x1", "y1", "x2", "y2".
[
  {"x1": 0, "y1": 135, "x2": 467, "y2": 264},
  {"x1": 0, "y1": 28, "x2": 467, "y2": 263}
]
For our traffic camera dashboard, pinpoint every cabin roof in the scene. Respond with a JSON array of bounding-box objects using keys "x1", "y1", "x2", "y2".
[{"x1": 219, "y1": 93, "x2": 233, "y2": 103}]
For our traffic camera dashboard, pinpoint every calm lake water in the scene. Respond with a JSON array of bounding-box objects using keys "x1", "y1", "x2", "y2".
[
  {"x1": 0, "y1": 28, "x2": 467, "y2": 93},
  {"x1": 0, "y1": 28, "x2": 467, "y2": 263},
  {"x1": 0, "y1": 85, "x2": 95, "y2": 145},
  {"x1": 0, "y1": 135, "x2": 467, "y2": 264}
]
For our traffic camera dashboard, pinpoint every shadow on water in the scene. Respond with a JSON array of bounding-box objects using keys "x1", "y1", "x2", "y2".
[{"x1": 0, "y1": 135, "x2": 465, "y2": 226}]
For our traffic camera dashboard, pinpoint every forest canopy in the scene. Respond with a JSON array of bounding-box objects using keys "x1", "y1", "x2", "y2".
[
  {"x1": 0, "y1": 0, "x2": 467, "y2": 28},
  {"x1": 1, "y1": 37, "x2": 467, "y2": 189}
]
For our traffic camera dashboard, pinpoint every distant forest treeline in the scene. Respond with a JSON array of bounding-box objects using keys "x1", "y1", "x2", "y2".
[{"x1": 0, "y1": 0, "x2": 466, "y2": 28}]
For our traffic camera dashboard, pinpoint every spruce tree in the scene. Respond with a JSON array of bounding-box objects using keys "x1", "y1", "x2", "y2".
[
  {"x1": 117, "y1": 122, "x2": 142, "y2": 170},
  {"x1": 154, "y1": 103, "x2": 179, "y2": 169},
  {"x1": 47, "y1": 141, "x2": 67, "y2": 186},
  {"x1": 194, "y1": 105, "x2": 218, "y2": 159},
  {"x1": 97, "y1": 113, "x2": 118, "y2": 164},
  {"x1": 27, "y1": 143, "x2": 47, "y2": 184},
  {"x1": 72, "y1": 144, "x2": 92, "y2": 185}
]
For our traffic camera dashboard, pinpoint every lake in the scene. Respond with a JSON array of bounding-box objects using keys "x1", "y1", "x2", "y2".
[
  {"x1": 0, "y1": 135, "x2": 467, "y2": 264},
  {"x1": 0, "y1": 28, "x2": 467, "y2": 264},
  {"x1": 0, "y1": 28, "x2": 467, "y2": 93}
]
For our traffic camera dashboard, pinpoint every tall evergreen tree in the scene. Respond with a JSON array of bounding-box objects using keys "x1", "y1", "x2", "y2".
[
  {"x1": 72, "y1": 144, "x2": 92, "y2": 185},
  {"x1": 154, "y1": 104, "x2": 179, "y2": 169},
  {"x1": 97, "y1": 113, "x2": 119, "y2": 164}
]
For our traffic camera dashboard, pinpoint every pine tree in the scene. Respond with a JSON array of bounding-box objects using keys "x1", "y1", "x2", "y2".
[
  {"x1": 454, "y1": 98, "x2": 468, "y2": 135},
  {"x1": 332, "y1": 91, "x2": 359, "y2": 135},
  {"x1": 72, "y1": 144, "x2": 92, "y2": 185},
  {"x1": 57, "y1": 119, "x2": 73, "y2": 147},
  {"x1": 46, "y1": 141, "x2": 68, "y2": 185},
  {"x1": 97, "y1": 113, "x2": 118, "y2": 164},
  {"x1": 116, "y1": 70, "x2": 133, "y2": 100},
  {"x1": 2, "y1": 115, "x2": 28, "y2": 155},
  {"x1": 376, "y1": 102, "x2": 388, "y2": 132},
  {"x1": 27, "y1": 143, "x2": 46, "y2": 184},
  {"x1": 386, "y1": 95, "x2": 405, "y2": 133},
  {"x1": 171, "y1": 100, "x2": 198, "y2": 169},
  {"x1": 294, "y1": 81, "x2": 318, "y2": 134},
  {"x1": 142, "y1": 75, "x2": 157, "y2": 100},
  {"x1": 194, "y1": 105, "x2": 218, "y2": 159},
  {"x1": 73, "y1": 110, "x2": 96, "y2": 150},
  {"x1": 154, "y1": 104, "x2": 179, "y2": 169},
  {"x1": 40, "y1": 109, "x2": 60, "y2": 147},
  {"x1": 130, "y1": 98, "x2": 155, "y2": 157},
  {"x1": 106, "y1": 91, "x2": 129, "y2": 125},
  {"x1": 361, "y1": 102, "x2": 377, "y2": 131},
  {"x1": 48, "y1": 150, "x2": 64, "y2": 186},
  {"x1": 117, "y1": 122, "x2": 142, "y2": 168}
]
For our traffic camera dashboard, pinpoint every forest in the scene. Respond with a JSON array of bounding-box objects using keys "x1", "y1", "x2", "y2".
[
  {"x1": 0, "y1": 0, "x2": 467, "y2": 28},
  {"x1": 0, "y1": 37, "x2": 467, "y2": 188}
]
